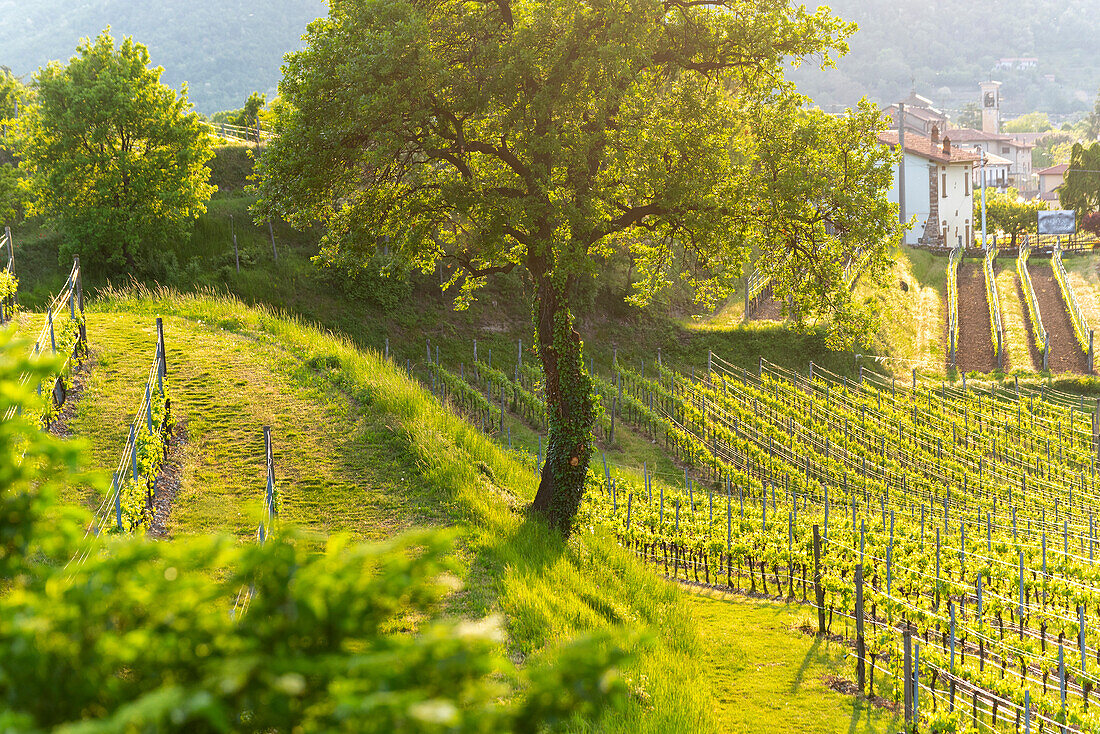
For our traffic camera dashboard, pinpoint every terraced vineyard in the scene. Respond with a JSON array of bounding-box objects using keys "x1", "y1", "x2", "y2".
[
  {"x1": 575, "y1": 354, "x2": 1100, "y2": 732},
  {"x1": 410, "y1": 323, "x2": 1100, "y2": 731}
]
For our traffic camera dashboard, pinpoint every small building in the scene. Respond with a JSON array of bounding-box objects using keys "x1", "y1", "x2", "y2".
[
  {"x1": 1037, "y1": 163, "x2": 1069, "y2": 204},
  {"x1": 879, "y1": 126, "x2": 979, "y2": 248},
  {"x1": 945, "y1": 128, "x2": 1034, "y2": 190},
  {"x1": 969, "y1": 149, "x2": 1012, "y2": 192},
  {"x1": 994, "y1": 57, "x2": 1039, "y2": 70},
  {"x1": 885, "y1": 92, "x2": 949, "y2": 139}
]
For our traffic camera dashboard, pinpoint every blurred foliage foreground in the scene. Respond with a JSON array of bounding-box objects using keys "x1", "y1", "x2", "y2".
[{"x1": 0, "y1": 328, "x2": 631, "y2": 733}]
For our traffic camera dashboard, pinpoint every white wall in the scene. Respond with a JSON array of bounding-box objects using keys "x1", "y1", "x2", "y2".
[
  {"x1": 938, "y1": 162, "x2": 974, "y2": 247},
  {"x1": 886, "y1": 152, "x2": 933, "y2": 245}
]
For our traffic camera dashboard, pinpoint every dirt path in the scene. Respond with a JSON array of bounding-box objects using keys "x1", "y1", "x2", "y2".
[
  {"x1": 1027, "y1": 261, "x2": 1086, "y2": 373},
  {"x1": 954, "y1": 262, "x2": 996, "y2": 372},
  {"x1": 748, "y1": 293, "x2": 782, "y2": 321}
]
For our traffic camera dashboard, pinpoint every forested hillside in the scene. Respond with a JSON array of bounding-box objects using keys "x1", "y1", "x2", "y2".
[
  {"x1": 0, "y1": 0, "x2": 324, "y2": 112},
  {"x1": 792, "y1": 0, "x2": 1100, "y2": 119}
]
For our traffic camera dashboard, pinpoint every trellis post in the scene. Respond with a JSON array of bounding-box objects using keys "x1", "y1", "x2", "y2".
[
  {"x1": 230, "y1": 214, "x2": 239, "y2": 274},
  {"x1": 903, "y1": 626, "x2": 913, "y2": 725},
  {"x1": 156, "y1": 318, "x2": 167, "y2": 376},
  {"x1": 855, "y1": 564, "x2": 865, "y2": 693},
  {"x1": 813, "y1": 525, "x2": 825, "y2": 635}
]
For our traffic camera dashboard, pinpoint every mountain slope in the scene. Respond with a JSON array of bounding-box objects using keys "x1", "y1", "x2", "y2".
[
  {"x1": 0, "y1": 0, "x2": 324, "y2": 112},
  {"x1": 790, "y1": 0, "x2": 1100, "y2": 118}
]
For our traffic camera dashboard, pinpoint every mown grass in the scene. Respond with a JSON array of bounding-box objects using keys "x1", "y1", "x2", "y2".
[
  {"x1": 1064, "y1": 253, "x2": 1100, "y2": 337},
  {"x1": 62, "y1": 312, "x2": 430, "y2": 539},
  {"x1": 862, "y1": 246, "x2": 945, "y2": 376},
  {"x1": 685, "y1": 589, "x2": 901, "y2": 733}
]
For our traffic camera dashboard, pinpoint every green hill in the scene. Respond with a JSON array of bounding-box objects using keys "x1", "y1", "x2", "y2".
[{"x1": 29, "y1": 284, "x2": 902, "y2": 731}]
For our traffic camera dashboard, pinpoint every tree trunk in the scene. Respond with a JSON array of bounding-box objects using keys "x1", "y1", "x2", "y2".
[{"x1": 530, "y1": 272, "x2": 596, "y2": 535}]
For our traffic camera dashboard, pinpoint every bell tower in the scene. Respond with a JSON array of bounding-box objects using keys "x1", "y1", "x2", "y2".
[{"x1": 980, "y1": 81, "x2": 1002, "y2": 133}]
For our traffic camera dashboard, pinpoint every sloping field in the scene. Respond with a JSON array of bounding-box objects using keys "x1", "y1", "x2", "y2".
[
  {"x1": 954, "y1": 262, "x2": 996, "y2": 372},
  {"x1": 1027, "y1": 261, "x2": 1085, "y2": 373},
  {"x1": 62, "y1": 312, "x2": 432, "y2": 539},
  {"x1": 994, "y1": 262, "x2": 1035, "y2": 372},
  {"x1": 48, "y1": 288, "x2": 901, "y2": 732}
]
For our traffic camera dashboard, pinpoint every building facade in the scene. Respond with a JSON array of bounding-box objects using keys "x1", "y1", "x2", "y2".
[
  {"x1": 945, "y1": 128, "x2": 1034, "y2": 190},
  {"x1": 879, "y1": 127, "x2": 978, "y2": 248},
  {"x1": 969, "y1": 150, "x2": 1011, "y2": 192},
  {"x1": 1037, "y1": 163, "x2": 1069, "y2": 204}
]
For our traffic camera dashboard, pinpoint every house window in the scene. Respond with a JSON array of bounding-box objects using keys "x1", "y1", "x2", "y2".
[
  {"x1": 965, "y1": 170, "x2": 969, "y2": 196},
  {"x1": 942, "y1": 172, "x2": 948, "y2": 195},
  {"x1": 1002, "y1": 146, "x2": 1011, "y2": 154}
]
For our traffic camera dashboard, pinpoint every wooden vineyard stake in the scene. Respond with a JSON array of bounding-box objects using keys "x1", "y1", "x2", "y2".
[
  {"x1": 855, "y1": 564, "x2": 865, "y2": 694},
  {"x1": 230, "y1": 214, "x2": 239, "y2": 273},
  {"x1": 1081, "y1": 604, "x2": 1087, "y2": 675},
  {"x1": 1019, "y1": 551, "x2": 1026, "y2": 639},
  {"x1": 904, "y1": 626, "x2": 913, "y2": 726},
  {"x1": 813, "y1": 525, "x2": 825, "y2": 635},
  {"x1": 977, "y1": 575, "x2": 983, "y2": 618},
  {"x1": 660, "y1": 481, "x2": 665, "y2": 526},
  {"x1": 1060, "y1": 642, "x2": 1067, "y2": 723},
  {"x1": 949, "y1": 601, "x2": 956, "y2": 671}
]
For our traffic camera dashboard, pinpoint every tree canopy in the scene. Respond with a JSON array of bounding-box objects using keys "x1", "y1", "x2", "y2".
[
  {"x1": 1060, "y1": 142, "x2": 1100, "y2": 215},
  {"x1": 212, "y1": 91, "x2": 267, "y2": 138},
  {"x1": 974, "y1": 187, "x2": 1048, "y2": 248},
  {"x1": 0, "y1": 69, "x2": 30, "y2": 223},
  {"x1": 255, "y1": 0, "x2": 903, "y2": 532},
  {"x1": 954, "y1": 103, "x2": 981, "y2": 131},
  {"x1": 17, "y1": 30, "x2": 216, "y2": 275},
  {"x1": 1002, "y1": 112, "x2": 1052, "y2": 134}
]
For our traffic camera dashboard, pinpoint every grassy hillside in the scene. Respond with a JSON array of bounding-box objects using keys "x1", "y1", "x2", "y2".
[
  {"x1": 45, "y1": 287, "x2": 910, "y2": 731},
  {"x1": 62, "y1": 287, "x2": 710, "y2": 731}
]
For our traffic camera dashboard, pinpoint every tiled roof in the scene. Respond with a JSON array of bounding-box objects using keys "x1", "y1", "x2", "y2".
[
  {"x1": 877, "y1": 130, "x2": 980, "y2": 164},
  {"x1": 975, "y1": 150, "x2": 1013, "y2": 166},
  {"x1": 887, "y1": 104, "x2": 947, "y2": 122},
  {"x1": 1037, "y1": 163, "x2": 1070, "y2": 176},
  {"x1": 944, "y1": 128, "x2": 1035, "y2": 148}
]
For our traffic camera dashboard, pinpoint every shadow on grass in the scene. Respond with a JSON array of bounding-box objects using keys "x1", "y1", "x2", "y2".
[{"x1": 792, "y1": 634, "x2": 823, "y2": 693}]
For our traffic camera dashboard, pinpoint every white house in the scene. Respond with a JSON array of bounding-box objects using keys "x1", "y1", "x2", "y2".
[
  {"x1": 968, "y1": 149, "x2": 1012, "y2": 192},
  {"x1": 879, "y1": 126, "x2": 979, "y2": 247}
]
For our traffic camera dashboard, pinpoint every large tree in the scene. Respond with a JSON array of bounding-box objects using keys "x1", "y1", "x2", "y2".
[
  {"x1": 254, "y1": 0, "x2": 902, "y2": 533},
  {"x1": 18, "y1": 30, "x2": 215, "y2": 274},
  {"x1": 974, "y1": 188, "x2": 1048, "y2": 248},
  {"x1": 1061, "y1": 142, "x2": 1100, "y2": 216},
  {"x1": 0, "y1": 69, "x2": 30, "y2": 223}
]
